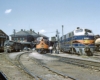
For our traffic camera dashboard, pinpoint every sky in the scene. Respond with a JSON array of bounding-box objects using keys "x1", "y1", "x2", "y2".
[{"x1": 0, "y1": 0, "x2": 100, "y2": 39}]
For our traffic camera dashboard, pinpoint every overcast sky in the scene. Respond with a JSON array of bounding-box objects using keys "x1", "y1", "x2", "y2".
[{"x1": 0, "y1": 0, "x2": 100, "y2": 39}]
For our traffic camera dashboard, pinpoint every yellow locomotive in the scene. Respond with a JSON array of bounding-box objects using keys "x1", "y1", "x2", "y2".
[{"x1": 35, "y1": 37, "x2": 49, "y2": 53}]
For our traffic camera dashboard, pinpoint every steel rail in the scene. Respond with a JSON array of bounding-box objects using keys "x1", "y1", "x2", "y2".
[
  {"x1": 45, "y1": 54, "x2": 100, "y2": 70},
  {"x1": 5, "y1": 52, "x2": 40, "y2": 80},
  {"x1": 31, "y1": 54, "x2": 77, "y2": 80},
  {"x1": 18, "y1": 52, "x2": 47, "y2": 80}
]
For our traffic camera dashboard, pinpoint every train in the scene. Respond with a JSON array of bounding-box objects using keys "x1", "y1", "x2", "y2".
[
  {"x1": 59, "y1": 27, "x2": 95, "y2": 56},
  {"x1": 4, "y1": 40, "x2": 33, "y2": 53},
  {"x1": 4, "y1": 40, "x2": 23, "y2": 53},
  {"x1": 35, "y1": 37, "x2": 49, "y2": 53}
]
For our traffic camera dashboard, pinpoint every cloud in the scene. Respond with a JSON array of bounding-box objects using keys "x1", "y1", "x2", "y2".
[
  {"x1": 39, "y1": 29, "x2": 46, "y2": 34},
  {"x1": 5, "y1": 9, "x2": 12, "y2": 14}
]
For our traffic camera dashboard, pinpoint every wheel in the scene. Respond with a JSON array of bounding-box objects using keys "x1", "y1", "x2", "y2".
[
  {"x1": 86, "y1": 51, "x2": 93, "y2": 56},
  {"x1": 70, "y1": 48, "x2": 76, "y2": 54}
]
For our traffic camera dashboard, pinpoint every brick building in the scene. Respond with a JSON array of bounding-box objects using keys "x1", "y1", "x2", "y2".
[{"x1": 10, "y1": 29, "x2": 48, "y2": 43}]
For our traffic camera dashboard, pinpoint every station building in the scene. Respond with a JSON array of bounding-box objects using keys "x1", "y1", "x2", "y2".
[{"x1": 10, "y1": 29, "x2": 48, "y2": 43}]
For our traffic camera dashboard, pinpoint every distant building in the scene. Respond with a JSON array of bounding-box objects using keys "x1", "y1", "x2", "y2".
[
  {"x1": 10, "y1": 29, "x2": 48, "y2": 42},
  {"x1": 51, "y1": 36, "x2": 56, "y2": 41},
  {"x1": 49, "y1": 36, "x2": 57, "y2": 46},
  {"x1": 0, "y1": 30, "x2": 9, "y2": 50},
  {"x1": 0, "y1": 29, "x2": 9, "y2": 40}
]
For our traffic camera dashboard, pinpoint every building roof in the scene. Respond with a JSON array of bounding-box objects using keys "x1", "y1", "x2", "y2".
[
  {"x1": 10, "y1": 29, "x2": 48, "y2": 38},
  {"x1": 0, "y1": 29, "x2": 9, "y2": 38},
  {"x1": 10, "y1": 31, "x2": 30, "y2": 37},
  {"x1": 27, "y1": 29, "x2": 38, "y2": 37}
]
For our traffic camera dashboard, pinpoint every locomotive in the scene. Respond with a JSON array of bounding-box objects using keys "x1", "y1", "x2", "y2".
[
  {"x1": 35, "y1": 37, "x2": 49, "y2": 53},
  {"x1": 59, "y1": 27, "x2": 95, "y2": 56},
  {"x1": 4, "y1": 40, "x2": 23, "y2": 53}
]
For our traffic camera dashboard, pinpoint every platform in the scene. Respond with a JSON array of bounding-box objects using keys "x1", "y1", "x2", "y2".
[{"x1": 48, "y1": 51, "x2": 100, "y2": 63}]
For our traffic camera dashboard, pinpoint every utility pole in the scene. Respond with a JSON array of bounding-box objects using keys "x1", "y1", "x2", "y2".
[
  {"x1": 56, "y1": 29, "x2": 59, "y2": 54},
  {"x1": 62, "y1": 25, "x2": 64, "y2": 37},
  {"x1": 56, "y1": 29, "x2": 59, "y2": 42},
  {"x1": 13, "y1": 29, "x2": 16, "y2": 41}
]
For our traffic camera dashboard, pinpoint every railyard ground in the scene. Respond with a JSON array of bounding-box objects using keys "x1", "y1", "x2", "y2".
[
  {"x1": 0, "y1": 51, "x2": 100, "y2": 80},
  {"x1": 0, "y1": 53, "x2": 33, "y2": 80}
]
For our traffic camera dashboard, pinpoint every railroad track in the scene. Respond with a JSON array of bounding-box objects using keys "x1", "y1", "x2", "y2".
[
  {"x1": 5, "y1": 51, "x2": 37, "y2": 80},
  {"x1": 30, "y1": 56, "x2": 76, "y2": 80},
  {"x1": 20, "y1": 52, "x2": 76, "y2": 80},
  {"x1": 5, "y1": 51, "x2": 76, "y2": 80},
  {"x1": 45, "y1": 54, "x2": 100, "y2": 71}
]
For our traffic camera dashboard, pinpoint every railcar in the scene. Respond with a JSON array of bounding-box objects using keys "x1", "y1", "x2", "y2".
[
  {"x1": 94, "y1": 35, "x2": 100, "y2": 51},
  {"x1": 59, "y1": 27, "x2": 95, "y2": 56},
  {"x1": 35, "y1": 37, "x2": 49, "y2": 53},
  {"x1": 4, "y1": 40, "x2": 23, "y2": 53}
]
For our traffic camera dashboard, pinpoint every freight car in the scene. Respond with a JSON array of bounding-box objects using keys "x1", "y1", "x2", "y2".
[
  {"x1": 59, "y1": 27, "x2": 95, "y2": 56},
  {"x1": 95, "y1": 35, "x2": 100, "y2": 51},
  {"x1": 4, "y1": 40, "x2": 23, "y2": 53},
  {"x1": 35, "y1": 37, "x2": 49, "y2": 53}
]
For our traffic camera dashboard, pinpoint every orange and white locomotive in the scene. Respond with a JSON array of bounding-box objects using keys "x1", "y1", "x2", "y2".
[{"x1": 35, "y1": 37, "x2": 49, "y2": 53}]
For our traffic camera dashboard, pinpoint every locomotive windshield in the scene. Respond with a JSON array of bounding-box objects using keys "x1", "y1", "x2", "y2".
[
  {"x1": 37, "y1": 37, "x2": 48, "y2": 41},
  {"x1": 37, "y1": 37, "x2": 44, "y2": 41},
  {"x1": 75, "y1": 29, "x2": 83, "y2": 33}
]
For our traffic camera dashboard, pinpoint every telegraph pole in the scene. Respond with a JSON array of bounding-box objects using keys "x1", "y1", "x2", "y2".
[
  {"x1": 56, "y1": 29, "x2": 59, "y2": 54},
  {"x1": 13, "y1": 29, "x2": 16, "y2": 41},
  {"x1": 62, "y1": 25, "x2": 64, "y2": 37}
]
